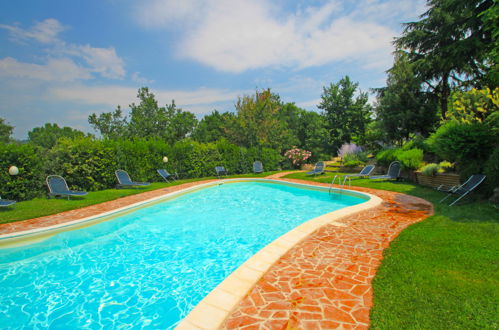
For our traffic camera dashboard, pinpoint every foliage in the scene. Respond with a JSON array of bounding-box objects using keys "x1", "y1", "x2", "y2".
[
  {"x1": 284, "y1": 147, "x2": 312, "y2": 168},
  {"x1": 400, "y1": 134, "x2": 430, "y2": 152},
  {"x1": 438, "y1": 161, "x2": 454, "y2": 172},
  {"x1": 226, "y1": 89, "x2": 294, "y2": 151},
  {"x1": 88, "y1": 107, "x2": 128, "y2": 139},
  {"x1": 374, "y1": 52, "x2": 438, "y2": 143},
  {"x1": 279, "y1": 103, "x2": 329, "y2": 161},
  {"x1": 376, "y1": 148, "x2": 399, "y2": 167},
  {"x1": 420, "y1": 163, "x2": 440, "y2": 176},
  {"x1": 420, "y1": 161, "x2": 454, "y2": 176},
  {"x1": 342, "y1": 159, "x2": 365, "y2": 168},
  {"x1": 0, "y1": 117, "x2": 14, "y2": 143},
  {"x1": 447, "y1": 87, "x2": 499, "y2": 124},
  {"x1": 343, "y1": 151, "x2": 368, "y2": 164},
  {"x1": 318, "y1": 76, "x2": 372, "y2": 151},
  {"x1": 395, "y1": 0, "x2": 495, "y2": 118},
  {"x1": 192, "y1": 110, "x2": 235, "y2": 143},
  {"x1": 483, "y1": 146, "x2": 499, "y2": 194},
  {"x1": 28, "y1": 123, "x2": 89, "y2": 149},
  {"x1": 396, "y1": 148, "x2": 424, "y2": 170},
  {"x1": 362, "y1": 121, "x2": 387, "y2": 152},
  {"x1": 0, "y1": 135, "x2": 282, "y2": 200},
  {"x1": 88, "y1": 87, "x2": 197, "y2": 143},
  {"x1": 46, "y1": 137, "x2": 118, "y2": 191},
  {"x1": 0, "y1": 143, "x2": 45, "y2": 200},
  {"x1": 427, "y1": 121, "x2": 497, "y2": 165}
]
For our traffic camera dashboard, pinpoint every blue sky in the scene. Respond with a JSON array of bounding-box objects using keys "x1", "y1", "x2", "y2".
[{"x1": 0, "y1": 0, "x2": 426, "y2": 139}]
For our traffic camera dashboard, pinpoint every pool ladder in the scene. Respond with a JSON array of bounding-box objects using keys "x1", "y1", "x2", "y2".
[{"x1": 329, "y1": 175, "x2": 351, "y2": 196}]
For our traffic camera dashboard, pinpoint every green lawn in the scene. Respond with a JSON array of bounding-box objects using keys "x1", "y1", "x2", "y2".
[
  {"x1": 0, "y1": 171, "x2": 279, "y2": 224},
  {"x1": 284, "y1": 171, "x2": 498, "y2": 328}
]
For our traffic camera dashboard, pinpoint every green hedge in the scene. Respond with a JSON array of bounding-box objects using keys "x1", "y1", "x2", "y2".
[
  {"x1": 1, "y1": 138, "x2": 283, "y2": 200},
  {"x1": 0, "y1": 143, "x2": 45, "y2": 200}
]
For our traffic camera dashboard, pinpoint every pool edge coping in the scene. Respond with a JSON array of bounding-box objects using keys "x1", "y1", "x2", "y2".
[{"x1": 176, "y1": 179, "x2": 382, "y2": 330}]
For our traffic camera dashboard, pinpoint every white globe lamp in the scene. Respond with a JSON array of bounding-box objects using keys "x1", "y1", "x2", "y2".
[{"x1": 8, "y1": 166, "x2": 19, "y2": 176}]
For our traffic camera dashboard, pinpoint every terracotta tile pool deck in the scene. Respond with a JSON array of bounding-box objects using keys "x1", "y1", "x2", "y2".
[{"x1": 0, "y1": 173, "x2": 433, "y2": 328}]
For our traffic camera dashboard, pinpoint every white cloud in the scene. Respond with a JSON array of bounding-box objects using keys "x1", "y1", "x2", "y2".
[
  {"x1": 0, "y1": 57, "x2": 92, "y2": 81},
  {"x1": 135, "y1": 0, "x2": 425, "y2": 73},
  {"x1": 64, "y1": 44, "x2": 126, "y2": 79},
  {"x1": 0, "y1": 18, "x2": 66, "y2": 44},
  {"x1": 49, "y1": 85, "x2": 248, "y2": 114},
  {"x1": 131, "y1": 72, "x2": 154, "y2": 84},
  {"x1": 0, "y1": 19, "x2": 126, "y2": 80}
]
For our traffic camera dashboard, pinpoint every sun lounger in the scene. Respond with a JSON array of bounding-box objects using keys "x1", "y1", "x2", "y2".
[{"x1": 46, "y1": 175, "x2": 88, "y2": 199}]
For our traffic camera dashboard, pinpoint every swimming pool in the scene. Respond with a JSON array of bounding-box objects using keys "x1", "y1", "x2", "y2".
[{"x1": 0, "y1": 180, "x2": 369, "y2": 328}]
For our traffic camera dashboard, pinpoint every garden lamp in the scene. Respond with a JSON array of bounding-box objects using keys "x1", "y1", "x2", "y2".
[{"x1": 8, "y1": 166, "x2": 19, "y2": 176}]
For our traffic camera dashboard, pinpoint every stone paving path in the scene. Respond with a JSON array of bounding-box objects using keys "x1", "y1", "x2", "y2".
[{"x1": 223, "y1": 176, "x2": 433, "y2": 329}]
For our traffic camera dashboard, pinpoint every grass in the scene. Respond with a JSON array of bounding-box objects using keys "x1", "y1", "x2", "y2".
[
  {"x1": 284, "y1": 171, "x2": 498, "y2": 328},
  {"x1": 0, "y1": 171, "x2": 279, "y2": 224}
]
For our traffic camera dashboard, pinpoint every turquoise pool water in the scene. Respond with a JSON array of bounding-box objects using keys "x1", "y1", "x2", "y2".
[{"x1": 0, "y1": 181, "x2": 365, "y2": 329}]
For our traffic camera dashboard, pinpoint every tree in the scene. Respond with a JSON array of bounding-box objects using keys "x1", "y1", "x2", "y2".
[
  {"x1": 0, "y1": 117, "x2": 14, "y2": 143},
  {"x1": 226, "y1": 89, "x2": 294, "y2": 151},
  {"x1": 192, "y1": 110, "x2": 235, "y2": 143},
  {"x1": 446, "y1": 87, "x2": 499, "y2": 124},
  {"x1": 318, "y1": 76, "x2": 372, "y2": 152},
  {"x1": 88, "y1": 107, "x2": 128, "y2": 139},
  {"x1": 28, "y1": 123, "x2": 89, "y2": 149},
  {"x1": 280, "y1": 103, "x2": 329, "y2": 160},
  {"x1": 164, "y1": 102, "x2": 198, "y2": 144},
  {"x1": 374, "y1": 52, "x2": 438, "y2": 144},
  {"x1": 88, "y1": 87, "x2": 197, "y2": 142},
  {"x1": 395, "y1": 0, "x2": 494, "y2": 118}
]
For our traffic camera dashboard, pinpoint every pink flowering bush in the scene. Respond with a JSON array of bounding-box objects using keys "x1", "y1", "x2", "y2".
[{"x1": 284, "y1": 147, "x2": 312, "y2": 168}]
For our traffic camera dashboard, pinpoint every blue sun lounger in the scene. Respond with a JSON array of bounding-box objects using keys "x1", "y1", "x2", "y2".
[
  {"x1": 215, "y1": 166, "x2": 228, "y2": 179},
  {"x1": 439, "y1": 174, "x2": 486, "y2": 206},
  {"x1": 344, "y1": 165, "x2": 375, "y2": 179},
  {"x1": 157, "y1": 169, "x2": 178, "y2": 182},
  {"x1": 115, "y1": 170, "x2": 150, "y2": 188},
  {"x1": 307, "y1": 162, "x2": 325, "y2": 176},
  {"x1": 0, "y1": 196, "x2": 16, "y2": 208},
  {"x1": 370, "y1": 161, "x2": 401, "y2": 180},
  {"x1": 46, "y1": 175, "x2": 88, "y2": 199},
  {"x1": 253, "y1": 161, "x2": 264, "y2": 174}
]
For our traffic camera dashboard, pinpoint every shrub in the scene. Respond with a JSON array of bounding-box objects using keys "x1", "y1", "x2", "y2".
[
  {"x1": 427, "y1": 122, "x2": 497, "y2": 165},
  {"x1": 1, "y1": 137, "x2": 283, "y2": 201},
  {"x1": 337, "y1": 143, "x2": 363, "y2": 158},
  {"x1": 284, "y1": 147, "x2": 312, "y2": 168},
  {"x1": 400, "y1": 135, "x2": 429, "y2": 152},
  {"x1": 375, "y1": 148, "x2": 398, "y2": 167},
  {"x1": 447, "y1": 87, "x2": 499, "y2": 124},
  {"x1": 438, "y1": 161, "x2": 454, "y2": 173},
  {"x1": 396, "y1": 148, "x2": 423, "y2": 170},
  {"x1": 343, "y1": 160, "x2": 364, "y2": 167},
  {"x1": 46, "y1": 137, "x2": 118, "y2": 191},
  {"x1": 420, "y1": 163, "x2": 440, "y2": 176},
  {"x1": 0, "y1": 142, "x2": 45, "y2": 200},
  {"x1": 343, "y1": 151, "x2": 369, "y2": 164}
]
